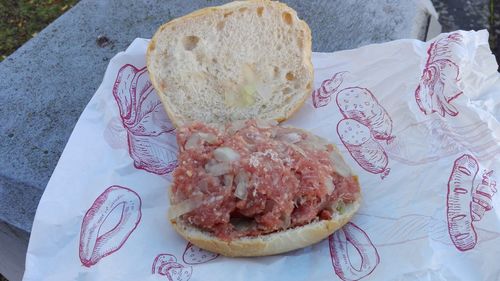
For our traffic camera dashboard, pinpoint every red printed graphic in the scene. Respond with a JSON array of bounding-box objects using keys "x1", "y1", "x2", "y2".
[
  {"x1": 312, "y1": 71, "x2": 347, "y2": 108},
  {"x1": 152, "y1": 254, "x2": 177, "y2": 273},
  {"x1": 182, "y1": 242, "x2": 219, "y2": 265},
  {"x1": 415, "y1": 33, "x2": 464, "y2": 117},
  {"x1": 79, "y1": 185, "x2": 142, "y2": 267},
  {"x1": 111, "y1": 64, "x2": 178, "y2": 175},
  {"x1": 446, "y1": 154, "x2": 497, "y2": 251},
  {"x1": 471, "y1": 170, "x2": 497, "y2": 221},
  {"x1": 337, "y1": 119, "x2": 389, "y2": 177},
  {"x1": 312, "y1": 73, "x2": 395, "y2": 178},
  {"x1": 336, "y1": 87, "x2": 393, "y2": 142},
  {"x1": 329, "y1": 222, "x2": 380, "y2": 281},
  {"x1": 333, "y1": 86, "x2": 393, "y2": 178},
  {"x1": 152, "y1": 253, "x2": 193, "y2": 281},
  {"x1": 383, "y1": 119, "x2": 500, "y2": 165}
]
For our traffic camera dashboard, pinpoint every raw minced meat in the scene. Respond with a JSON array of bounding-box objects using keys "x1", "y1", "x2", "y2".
[{"x1": 170, "y1": 120, "x2": 360, "y2": 240}]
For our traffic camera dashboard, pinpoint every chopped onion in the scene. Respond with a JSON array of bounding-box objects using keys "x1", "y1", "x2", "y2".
[
  {"x1": 213, "y1": 147, "x2": 240, "y2": 163},
  {"x1": 206, "y1": 195, "x2": 224, "y2": 204},
  {"x1": 234, "y1": 171, "x2": 249, "y2": 200},
  {"x1": 168, "y1": 196, "x2": 204, "y2": 219},
  {"x1": 335, "y1": 200, "x2": 346, "y2": 215},
  {"x1": 235, "y1": 183, "x2": 248, "y2": 200},
  {"x1": 307, "y1": 138, "x2": 327, "y2": 150},
  {"x1": 184, "y1": 133, "x2": 201, "y2": 150},
  {"x1": 289, "y1": 143, "x2": 307, "y2": 157},
  {"x1": 282, "y1": 213, "x2": 291, "y2": 229},
  {"x1": 278, "y1": 132, "x2": 302, "y2": 144},
  {"x1": 205, "y1": 162, "x2": 231, "y2": 176},
  {"x1": 325, "y1": 177, "x2": 335, "y2": 194},
  {"x1": 224, "y1": 174, "x2": 234, "y2": 188},
  {"x1": 199, "y1": 132, "x2": 218, "y2": 144},
  {"x1": 227, "y1": 120, "x2": 247, "y2": 135},
  {"x1": 209, "y1": 123, "x2": 225, "y2": 133},
  {"x1": 185, "y1": 132, "x2": 218, "y2": 150},
  {"x1": 329, "y1": 151, "x2": 352, "y2": 177},
  {"x1": 255, "y1": 119, "x2": 278, "y2": 129}
]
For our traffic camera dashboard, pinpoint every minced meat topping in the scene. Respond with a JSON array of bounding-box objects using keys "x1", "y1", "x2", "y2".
[{"x1": 170, "y1": 120, "x2": 360, "y2": 240}]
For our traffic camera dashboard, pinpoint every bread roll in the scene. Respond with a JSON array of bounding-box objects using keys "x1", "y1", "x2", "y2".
[{"x1": 147, "y1": 0, "x2": 313, "y2": 127}]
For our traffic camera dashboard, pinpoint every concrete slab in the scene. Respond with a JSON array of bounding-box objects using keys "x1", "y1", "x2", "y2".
[{"x1": 0, "y1": 0, "x2": 438, "y2": 280}]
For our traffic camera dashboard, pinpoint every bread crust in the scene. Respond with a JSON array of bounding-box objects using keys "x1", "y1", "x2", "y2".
[
  {"x1": 146, "y1": 0, "x2": 314, "y2": 127},
  {"x1": 170, "y1": 199, "x2": 360, "y2": 257}
]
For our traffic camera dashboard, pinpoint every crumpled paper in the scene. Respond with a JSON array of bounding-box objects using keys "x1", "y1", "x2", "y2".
[{"x1": 23, "y1": 30, "x2": 500, "y2": 281}]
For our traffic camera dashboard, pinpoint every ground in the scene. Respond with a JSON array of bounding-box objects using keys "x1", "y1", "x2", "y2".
[{"x1": 0, "y1": 0, "x2": 79, "y2": 61}]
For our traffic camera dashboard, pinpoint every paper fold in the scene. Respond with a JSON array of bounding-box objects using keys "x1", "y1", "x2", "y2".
[{"x1": 24, "y1": 30, "x2": 500, "y2": 281}]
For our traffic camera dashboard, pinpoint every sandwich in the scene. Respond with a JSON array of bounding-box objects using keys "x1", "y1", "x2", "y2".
[
  {"x1": 169, "y1": 120, "x2": 360, "y2": 256},
  {"x1": 147, "y1": 0, "x2": 361, "y2": 257}
]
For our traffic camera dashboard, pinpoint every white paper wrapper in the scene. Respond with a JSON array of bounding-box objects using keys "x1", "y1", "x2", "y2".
[{"x1": 23, "y1": 30, "x2": 500, "y2": 281}]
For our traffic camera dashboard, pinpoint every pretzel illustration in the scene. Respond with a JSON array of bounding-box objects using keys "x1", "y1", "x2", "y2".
[
  {"x1": 329, "y1": 222, "x2": 380, "y2": 281},
  {"x1": 79, "y1": 185, "x2": 142, "y2": 267}
]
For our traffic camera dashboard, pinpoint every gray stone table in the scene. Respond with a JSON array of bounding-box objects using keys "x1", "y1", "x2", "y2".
[{"x1": 0, "y1": 1, "x2": 439, "y2": 280}]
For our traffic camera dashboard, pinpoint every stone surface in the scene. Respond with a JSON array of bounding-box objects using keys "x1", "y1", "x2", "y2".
[{"x1": 0, "y1": 0, "x2": 437, "y2": 280}]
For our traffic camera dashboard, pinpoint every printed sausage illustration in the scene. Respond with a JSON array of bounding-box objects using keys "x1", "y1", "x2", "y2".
[
  {"x1": 79, "y1": 185, "x2": 142, "y2": 267},
  {"x1": 152, "y1": 253, "x2": 193, "y2": 281},
  {"x1": 312, "y1": 71, "x2": 347, "y2": 108},
  {"x1": 337, "y1": 119, "x2": 389, "y2": 177},
  {"x1": 182, "y1": 242, "x2": 219, "y2": 265},
  {"x1": 471, "y1": 170, "x2": 497, "y2": 221},
  {"x1": 415, "y1": 33, "x2": 464, "y2": 117},
  {"x1": 446, "y1": 154, "x2": 479, "y2": 251},
  {"x1": 329, "y1": 222, "x2": 380, "y2": 281},
  {"x1": 336, "y1": 87, "x2": 393, "y2": 142},
  {"x1": 112, "y1": 64, "x2": 178, "y2": 175}
]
